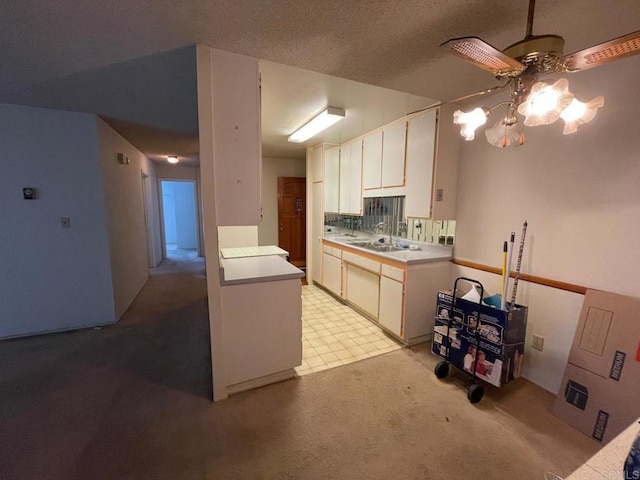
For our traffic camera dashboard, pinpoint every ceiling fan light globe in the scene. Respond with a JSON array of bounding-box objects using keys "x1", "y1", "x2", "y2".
[
  {"x1": 453, "y1": 107, "x2": 489, "y2": 141},
  {"x1": 561, "y1": 96, "x2": 605, "y2": 134},
  {"x1": 485, "y1": 119, "x2": 523, "y2": 148},
  {"x1": 518, "y1": 78, "x2": 574, "y2": 127}
]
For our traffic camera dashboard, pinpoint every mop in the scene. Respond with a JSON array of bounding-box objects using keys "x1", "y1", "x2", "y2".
[{"x1": 509, "y1": 221, "x2": 528, "y2": 309}]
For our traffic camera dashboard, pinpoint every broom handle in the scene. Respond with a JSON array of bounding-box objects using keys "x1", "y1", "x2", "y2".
[{"x1": 510, "y1": 221, "x2": 528, "y2": 308}]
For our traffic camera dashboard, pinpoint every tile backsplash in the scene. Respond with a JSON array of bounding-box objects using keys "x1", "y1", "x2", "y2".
[{"x1": 324, "y1": 196, "x2": 455, "y2": 245}]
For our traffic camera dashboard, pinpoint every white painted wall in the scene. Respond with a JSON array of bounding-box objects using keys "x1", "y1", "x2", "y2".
[
  {"x1": 173, "y1": 182, "x2": 198, "y2": 249},
  {"x1": 259, "y1": 157, "x2": 306, "y2": 246},
  {"x1": 155, "y1": 163, "x2": 199, "y2": 181},
  {"x1": 451, "y1": 58, "x2": 640, "y2": 393},
  {"x1": 0, "y1": 104, "x2": 115, "y2": 338},
  {"x1": 196, "y1": 44, "x2": 226, "y2": 401},
  {"x1": 162, "y1": 182, "x2": 178, "y2": 243},
  {"x1": 96, "y1": 119, "x2": 161, "y2": 319}
]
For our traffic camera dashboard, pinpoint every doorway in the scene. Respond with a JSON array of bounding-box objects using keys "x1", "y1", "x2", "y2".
[
  {"x1": 277, "y1": 177, "x2": 306, "y2": 267},
  {"x1": 160, "y1": 180, "x2": 199, "y2": 259}
]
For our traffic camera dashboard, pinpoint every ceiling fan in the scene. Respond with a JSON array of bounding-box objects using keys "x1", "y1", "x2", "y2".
[{"x1": 440, "y1": 0, "x2": 640, "y2": 147}]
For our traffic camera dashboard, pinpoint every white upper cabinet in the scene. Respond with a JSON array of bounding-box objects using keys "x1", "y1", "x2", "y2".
[
  {"x1": 205, "y1": 49, "x2": 262, "y2": 226},
  {"x1": 405, "y1": 110, "x2": 437, "y2": 218},
  {"x1": 348, "y1": 140, "x2": 363, "y2": 215},
  {"x1": 339, "y1": 140, "x2": 363, "y2": 215},
  {"x1": 311, "y1": 145, "x2": 323, "y2": 182},
  {"x1": 381, "y1": 122, "x2": 407, "y2": 187},
  {"x1": 324, "y1": 146, "x2": 340, "y2": 213},
  {"x1": 363, "y1": 132, "x2": 383, "y2": 190},
  {"x1": 339, "y1": 144, "x2": 351, "y2": 213}
]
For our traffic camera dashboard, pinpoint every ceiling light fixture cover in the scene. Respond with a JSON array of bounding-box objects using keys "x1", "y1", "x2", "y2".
[
  {"x1": 288, "y1": 106, "x2": 346, "y2": 143},
  {"x1": 167, "y1": 156, "x2": 179, "y2": 164},
  {"x1": 453, "y1": 107, "x2": 490, "y2": 140},
  {"x1": 517, "y1": 79, "x2": 574, "y2": 127},
  {"x1": 453, "y1": 77, "x2": 604, "y2": 147},
  {"x1": 560, "y1": 96, "x2": 604, "y2": 134},
  {"x1": 485, "y1": 117, "x2": 525, "y2": 148}
]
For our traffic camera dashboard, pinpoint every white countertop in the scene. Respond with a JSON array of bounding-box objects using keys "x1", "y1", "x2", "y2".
[
  {"x1": 566, "y1": 418, "x2": 640, "y2": 480},
  {"x1": 323, "y1": 235, "x2": 452, "y2": 265},
  {"x1": 220, "y1": 245, "x2": 288, "y2": 259},
  {"x1": 219, "y1": 255, "x2": 304, "y2": 286}
]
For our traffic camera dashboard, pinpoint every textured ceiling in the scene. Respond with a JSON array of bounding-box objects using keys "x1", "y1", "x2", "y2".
[{"x1": 2, "y1": 0, "x2": 639, "y2": 161}]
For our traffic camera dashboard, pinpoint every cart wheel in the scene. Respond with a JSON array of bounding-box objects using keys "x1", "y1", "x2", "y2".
[
  {"x1": 434, "y1": 361, "x2": 450, "y2": 379},
  {"x1": 467, "y1": 383, "x2": 484, "y2": 403}
]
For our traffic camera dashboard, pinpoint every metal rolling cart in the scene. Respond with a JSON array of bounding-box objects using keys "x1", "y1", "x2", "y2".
[
  {"x1": 431, "y1": 277, "x2": 529, "y2": 404},
  {"x1": 433, "y1": 277, "x2": 486, "y2": 403}
]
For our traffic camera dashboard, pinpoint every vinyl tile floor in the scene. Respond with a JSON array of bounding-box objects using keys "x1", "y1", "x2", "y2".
[{"x1": 295, "y1": 285, "x2": 403, "y2": 376}]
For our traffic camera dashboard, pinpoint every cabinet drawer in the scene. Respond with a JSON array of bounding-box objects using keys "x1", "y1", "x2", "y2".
[
  {"x1": 342, "y1": 251, "x2": 381, "y2": 274},
  {"x1": 381, "y1": 264, "x2": 404, "y2": 282},
  {"x1": 323, "y1": 243, "x2": 343, "y2": 258}
]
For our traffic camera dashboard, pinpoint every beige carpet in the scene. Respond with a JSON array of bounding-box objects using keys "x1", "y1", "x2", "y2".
[{"x1": 0, "y1": 255, "x2": 599, "y2": 480}]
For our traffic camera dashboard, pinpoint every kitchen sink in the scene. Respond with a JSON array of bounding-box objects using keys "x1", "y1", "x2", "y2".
[
  {"x1": 369, "y1": 244, "x2": 403, "y2": 252},
  {"x1": 346, "y1": 240, "x2": 403, "y2": 252},
  {"x1": 346, "y1": 240, "x2": 372, "y2": 247}
]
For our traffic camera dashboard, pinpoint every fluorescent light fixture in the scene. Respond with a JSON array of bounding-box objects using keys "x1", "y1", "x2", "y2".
[
  {"x1": 167, "y1": 156, "x2": 179, "y2": 164},
  {"x1": 288, "y1": 107, "x2": 345, "y2": 143}
]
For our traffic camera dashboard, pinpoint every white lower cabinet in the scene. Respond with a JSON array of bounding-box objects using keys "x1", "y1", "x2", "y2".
[
  {"x1": 344, "y1": 263, "x2": 380, "y2": 318},
  {"x1": 321, "y1": 240, "x2": 450, "y2": 345},
  {"x1": 322, "y1": 252, "x2": 342, "y2": 296},
  {"x1": 379, "y1": 276, "x2": 404, "y2": 337}
]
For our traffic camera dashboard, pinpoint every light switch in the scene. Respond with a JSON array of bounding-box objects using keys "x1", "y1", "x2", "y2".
[{"x1": 61, "y1": 217, "x2": 71, "y2": 228}]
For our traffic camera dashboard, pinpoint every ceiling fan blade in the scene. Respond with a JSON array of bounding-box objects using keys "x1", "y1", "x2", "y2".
[
  {"x1": 560, "y1": 30, "x2": 640, "y2": 72},
  {"x1": 441, "y1": 37, "x2": 526, "y2": 77}
]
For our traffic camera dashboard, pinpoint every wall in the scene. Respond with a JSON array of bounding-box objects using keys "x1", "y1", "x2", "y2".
[
  {"x1": 0, "y1": 104, "x2": 116, "y2": 338},
  {"x1": 451, "y1": 58, "x2": 640, "y2": 393},
  {"x1": 259, "y1": 157, "x2": 306, "y2": 246},
  {"x1": 161, "y1": 182, "x2": 178, "y2": 243},
  {"x1": 173, "y1": 182, "x2": 198, "y2": 249},
  {"x1": 96, "y1": 119, "x2": 161, "y2": 319}
]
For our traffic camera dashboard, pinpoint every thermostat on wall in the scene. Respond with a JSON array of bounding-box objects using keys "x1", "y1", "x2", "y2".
[{"x1": 23, "y1": 187, "x2": 37, "y2": 200}]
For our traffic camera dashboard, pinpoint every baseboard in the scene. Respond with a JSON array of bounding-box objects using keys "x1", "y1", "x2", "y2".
[
  {"x1": 0, "y1": 320, "x2": 117, "y2": 341},
  {"x1": 226, "y1": 368, "x2": 296, "y2": 395}
]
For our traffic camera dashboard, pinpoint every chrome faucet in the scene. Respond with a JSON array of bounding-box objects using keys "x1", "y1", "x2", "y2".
[{"x1": 374, "y1": 222, "x2": 393, "y2": 244}]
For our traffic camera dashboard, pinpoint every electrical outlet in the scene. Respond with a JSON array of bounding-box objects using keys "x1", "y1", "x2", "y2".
[
  {"x1": 436, "y1": 189, "x2": 444, "y2": 201},
  {"x1": 532, "y1": 334, "x2": 544, "y2": 351}
]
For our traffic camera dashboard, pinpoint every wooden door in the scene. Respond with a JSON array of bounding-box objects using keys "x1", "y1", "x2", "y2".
[{"x1": 278, "y1": 177, "x2": 306, "y2": 267}]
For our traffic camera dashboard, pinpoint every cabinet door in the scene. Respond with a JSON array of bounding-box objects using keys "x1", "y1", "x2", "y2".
[
  {"x1": 311, "y1": 145, "x2": 323, "y2": 182},
  {"x1": 405, "y1": 111, "x2": 436, "y2": 218},
  {"x1": 322, "y1": 252, "x2": 341, "y2": 296},
  {"x1": 348, "y1": 140, "x2": 363, "y2": 215},
  {"x1": 379, "y1": 276, "x2": 404, "y2": 336},
  {"x1": 363, "y1": 132, "x2": 383, "y2": 190},
  {"x1": 345, "y1": 264, "x2": 380, "y2": 318},
  {"x1": 339, "y1": 145, "x2": 351, "y2": 213},
  {"x1": 381, "y1": 122, "x2": 407, "y2": 187},
  {"x1": 311, "y1": 183, "x2": 323, "y2": 284},
  {"x1": 324, "y1": 146, "x2": 340, "y2": 213},
  {"x1": 209, "y1": 50, "x2": 261, "y2": 225}
]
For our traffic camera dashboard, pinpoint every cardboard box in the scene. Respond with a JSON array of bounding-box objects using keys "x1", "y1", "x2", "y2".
[
  {"x1": 554, "y1": 290, "x2": 640, "y2": 443},
  {"x1": 431, "y1": 290, "x2": 528, "y2": 387}
]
